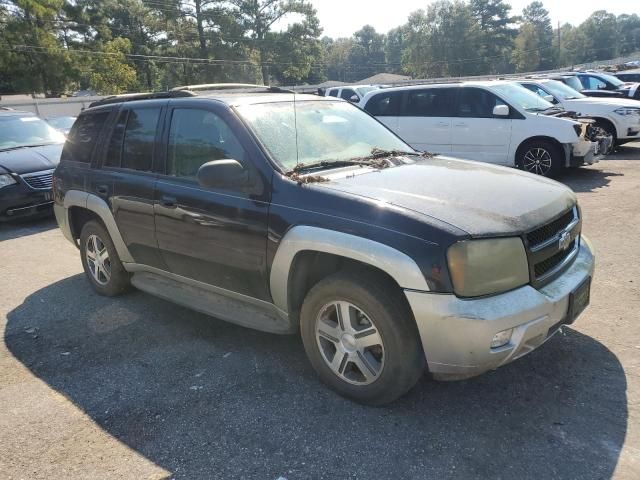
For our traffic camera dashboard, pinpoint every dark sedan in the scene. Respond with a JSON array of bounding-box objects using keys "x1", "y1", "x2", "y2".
[{"x1": 0, "y1": 111, "x2": 65, "y2": 222}]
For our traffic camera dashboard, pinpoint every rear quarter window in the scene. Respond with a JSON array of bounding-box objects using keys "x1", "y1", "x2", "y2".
[{"x1": 60, "y1": 111, "x2": 110, "y2": 163}]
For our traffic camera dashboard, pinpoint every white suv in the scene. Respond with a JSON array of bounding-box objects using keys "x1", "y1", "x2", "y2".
[
  {"x1": 359, "y1": 81, "x2": 599, "y2": 176},
  {"x1": 518, "y1": 78, "x2": 640, "y2": 147},
  {"x1": 324, "y1": 85, "x2": 381, "y2": 103}
]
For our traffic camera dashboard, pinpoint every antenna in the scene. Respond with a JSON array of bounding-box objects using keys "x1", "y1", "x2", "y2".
[{"x1": 293, "y1": 84, "x2": 300, "y2": 167}]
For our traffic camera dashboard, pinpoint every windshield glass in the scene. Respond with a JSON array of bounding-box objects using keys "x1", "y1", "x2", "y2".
[
  {"x1": 356, "y1": 86, "x2": 378, "y2": 97},
  {"x1": 0, "y1": 115, "x2": 65, "y2": 150},
  {"x1": 597, "y1": 72, "x2": 624, "y2": 88},
  {"x1": 542, "y1": 80, "x2": 586, "y2": 100},
  {"x1": 490, "y1": 83, "x2": 554, "y2": 112},
  {"x1": 46, "y1": 116, "x2": 76, "y2": 130},
  {"x1": 237, "y1": 100, "x2": 411, "y2": 171},
  {"x1": 563, "y1": 76, "x2": 584, "y2": 91}
]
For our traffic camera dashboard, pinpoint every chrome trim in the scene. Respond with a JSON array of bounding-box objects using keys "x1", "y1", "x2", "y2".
[
  {"x1": 269, "y1": 226, "x2": 430, "y2": 314},
  {"x1": 530, "y1": 216, "x2": 580, "y2": 253},
  {"x1": 535, "y1": 240, "x2": 580, "y2": 283},
  {"x1": 20, "y1": 169, "x2": 54, "y2": 190},
  {"x1": 6, "y1": 201, "x2": 53, "y2": 215}
]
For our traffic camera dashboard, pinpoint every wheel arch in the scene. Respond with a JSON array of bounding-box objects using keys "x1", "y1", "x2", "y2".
[
  {"x1": 269, "y1": 226, "x2": 430, "y2": 320},
  {"x1": 590, "y1": 117, "x2": 619, "y2": 141},
  {"x1": 63, "y1": 190, "x2": 134, "y2": 263},
  {"x1": 515, "y1": 136, "x2": 568, "y2": 169}
]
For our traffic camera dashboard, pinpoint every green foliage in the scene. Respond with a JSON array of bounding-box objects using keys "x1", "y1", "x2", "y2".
[{"x1": 0, "y1": 0, "x2": 638, "y2": 95}]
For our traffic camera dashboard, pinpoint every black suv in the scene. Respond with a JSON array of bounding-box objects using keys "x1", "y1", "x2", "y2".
[
  {"x1": 53, "y1": 88, "x2": 594, "y2": 404},
  {"x1": 1, "y1": 110, "x2": 65, "y2": 221}
]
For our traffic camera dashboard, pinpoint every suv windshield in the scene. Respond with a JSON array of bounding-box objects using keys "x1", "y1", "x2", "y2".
[
  {"x1": 489, "y1": 83, "x2": 554, "y2": 112},
  {"x1": 542, "y1": 80, "x2": 586, "y2": 100},
  {"x1": 0, "y1": 115, "x2": 65, "y2": 150},
  {"x1": 237, "y1": 100, "x2": 411, "y2": 171},
  {"x1": 596, "y1": 72, "x2": 625, "y2": 88}
]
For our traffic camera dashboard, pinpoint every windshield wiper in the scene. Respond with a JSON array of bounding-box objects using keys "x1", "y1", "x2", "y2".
[{"x1": 0, "y1": 142, "x2": 58, "y2": 152}]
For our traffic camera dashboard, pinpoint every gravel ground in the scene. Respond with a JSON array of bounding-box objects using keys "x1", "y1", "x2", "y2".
[{"x1": 1, "y1": 145, "x2": 639, "y2": 480}]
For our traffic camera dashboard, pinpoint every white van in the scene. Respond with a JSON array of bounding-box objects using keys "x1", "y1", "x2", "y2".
[{"x1": 359, "y1": 81, "x2": 599, "y2": 176}]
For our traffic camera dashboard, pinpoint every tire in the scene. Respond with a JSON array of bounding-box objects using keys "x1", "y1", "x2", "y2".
[
  {"x1": 79, "y1": 220, "x2": 131, "y2": 297},
  {"x1": 518, "y1": 140, "x2": 563, "y2": 177},
  {"x1": 299, "y1": 270, "x2": 425, "y2": 406}
]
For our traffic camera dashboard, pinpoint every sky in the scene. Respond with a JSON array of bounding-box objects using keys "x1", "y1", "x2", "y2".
[{"x1": 305, "y1": 0, "x2": 637, "y2": 38}]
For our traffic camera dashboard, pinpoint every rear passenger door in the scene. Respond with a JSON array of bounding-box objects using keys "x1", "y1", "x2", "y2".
[
  {"x1": 396, "y1": 88, "x2": 455, "y2": 154},
  {"x1": 99, "y1": 104, "x2": 167, "y2": 268},
  {"x1": 153, "y1": 102, "x2": 271, "y2": 301},
  {"x1": 450, "y1": 87, "x2": 512, "y2": 165}
]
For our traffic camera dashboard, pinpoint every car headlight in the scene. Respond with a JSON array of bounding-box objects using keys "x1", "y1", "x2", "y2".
[
  {"x1": 613, "y1": 107, "x2": 640, "y2": 116},
  {"x1": 447, "y1": 238, "x2": 529, "y2": 297},
  {"x1": 0, "y1": 174, "x2": 17, "y2": 189}
]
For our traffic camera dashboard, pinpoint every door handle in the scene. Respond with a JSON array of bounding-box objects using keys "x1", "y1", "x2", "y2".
[
  {"x1": 160, "y1": 195, "x2": 177, "y2": 208},
  {"x1": 454, "y1": 122, "x2": 467, "y2": 127},
  {"x1": 96, "y1": 185, "x2": 109, "y2": 196}
]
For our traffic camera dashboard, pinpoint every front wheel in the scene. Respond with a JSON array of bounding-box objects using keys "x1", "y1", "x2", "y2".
[
  {"x1": 518, "y1": 140, "x2": 563, "y2": 177},
  {"x1": 300, "y1": 271, "x2": 425, "y2": 405}
]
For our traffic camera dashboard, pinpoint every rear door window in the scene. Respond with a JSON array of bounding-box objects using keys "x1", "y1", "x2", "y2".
[
  {"x1": 457, "y1": 87, "x2": 506, "y2": 118},
  {"x1": 327, "y1": 89, "x2": 339, "y2": 97},
  {"x1": 60, "y1": 111, "x2": 110, "y2": 163},
  {"x1": 403, "y1": 88, "x2": 456, "y2": 117},
  {"x1": 119, "y1": 107, "x2": 161, "y2": 171},
  {"x1": 580, "y1": 75, "x2": 607, "y2": 90}
]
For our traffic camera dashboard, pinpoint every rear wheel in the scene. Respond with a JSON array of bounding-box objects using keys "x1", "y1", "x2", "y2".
[
  {"x1": 518, "y1": 140, "x2": 563, "y2": 177},
  {"x1": 299, "y1": 271, "x2": 424, "y2": 405},
  {"x1": 80, "y1": 220, "x2": 131, "y2": 296}
]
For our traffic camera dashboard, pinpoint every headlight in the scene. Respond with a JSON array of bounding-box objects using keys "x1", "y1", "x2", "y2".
[
  {"x1": 0, "y1": 174, "x2": 17, "y2": 189},
  {"x1": 447, "y1": 237, "x2": 529, "y2": 297},
  {"x1": 613, "y1": 107, "x2": 640, "y2": 116}
]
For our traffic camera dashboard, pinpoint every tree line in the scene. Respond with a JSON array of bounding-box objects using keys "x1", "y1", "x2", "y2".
[{"x1": 1, "y1": 0, "x2": 639, "y2": 96}]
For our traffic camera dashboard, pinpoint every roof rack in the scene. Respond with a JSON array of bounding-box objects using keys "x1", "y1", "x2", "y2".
[
  {"x1": 171, "y1": 83, "x2": 264, "y2": 91},
  {"x1": 88, "y1": 90, "x2": 196, "y2": 108},
  {"x1": 171, "y1": 83, "x2": 295, "y2": 94}
]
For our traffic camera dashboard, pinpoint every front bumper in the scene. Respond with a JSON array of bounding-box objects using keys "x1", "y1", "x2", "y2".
[
  {"x1": 406, "y1": 237, "x2": 595, "y2": 380},
  {"x1": 617, "y1": 116, "x2": 640, "y2": 140},
  {"x1": 0, "y1": 182, "x2": 54, "y2": 222},
  {"x1": 570, "y1": 140, "x2": 599, "y2": 166}
]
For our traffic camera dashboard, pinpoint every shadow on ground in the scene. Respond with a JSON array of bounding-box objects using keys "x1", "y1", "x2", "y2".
[
  {"x1": 5, "y1": 275, "x2": 628, "y2": 479},
  {"x1": 0, "y1": 215, "x2": 57, "y2": 242}
]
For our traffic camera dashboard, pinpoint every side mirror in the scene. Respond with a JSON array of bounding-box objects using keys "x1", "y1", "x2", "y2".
[
  {"x1": 493, "y1": 104, "x2": 510, "y2": 117},
  {"x1": 544, "y1": 94, "x2": 556, "y2": 103},
  {"x1": 349, "y1": 95, "x2": 360, "y2": 103},
  {"x1": 197, "y1": 159, "x2": 248, "y2": 189}
]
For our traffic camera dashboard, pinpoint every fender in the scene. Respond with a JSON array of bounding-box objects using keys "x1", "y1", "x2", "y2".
[
  {"x1": 61, "y1": 189, "x2": 134, "y2": 263},
  {"x1": 269, "y1": 225, "x2": 430, "y2": 314}
]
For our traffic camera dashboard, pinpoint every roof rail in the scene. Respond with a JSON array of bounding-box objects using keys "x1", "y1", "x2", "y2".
[
  {"x1": 171, "y1": 83, "x2": 265, "y2": 91},
  {"x1": 88, "y1": 90, "x2": 196, "y2": 108}
]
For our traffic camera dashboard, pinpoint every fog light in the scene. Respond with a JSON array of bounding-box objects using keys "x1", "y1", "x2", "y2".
[{"x1": 491, "y1": 328, "x2": 513, "y2": 349}]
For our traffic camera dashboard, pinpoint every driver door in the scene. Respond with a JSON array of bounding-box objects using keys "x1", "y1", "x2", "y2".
[{"x1": 153, "y1": 101, "x2": 271, "y2": 301}]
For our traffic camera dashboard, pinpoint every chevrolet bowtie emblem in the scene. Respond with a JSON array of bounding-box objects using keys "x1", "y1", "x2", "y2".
[{"x1": 559, "y1": 231, "x2": 572, "y2": 251}]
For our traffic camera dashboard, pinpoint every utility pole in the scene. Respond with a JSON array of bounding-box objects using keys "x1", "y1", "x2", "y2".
[{"x1": 558, "y1": 20, "x2": 562, "y2": 62}]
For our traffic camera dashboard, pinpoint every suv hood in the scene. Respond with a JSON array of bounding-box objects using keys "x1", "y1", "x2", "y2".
[
  {"x1": 0, "y1": 144, "x2": 63, "y2": 174},
  {"x1": 564, "y1": 96, "x2": 639, "y2": 108},
  {"x1": 317, "y1": 157, "x2": 576, "y2": 236}
]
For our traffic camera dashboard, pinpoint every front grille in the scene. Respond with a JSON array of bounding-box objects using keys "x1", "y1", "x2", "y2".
[
  {"x1": 20, "y1": 170, "x2": 53, "y2": 190},
  {"x1": 527, "y1": 209, "x2": 575, "y2": 247},
  {"x1": 526, "y1": 207, "x2": 581, "y2": 285},
  {"x1": 534, "y1": 240, "x2": 576, "y2": 277}
]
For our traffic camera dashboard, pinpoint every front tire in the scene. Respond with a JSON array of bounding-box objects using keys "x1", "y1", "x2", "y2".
[
  {"x1": 300, "y1": 271, "x2": 425, "y2": 405},
  {"x1": 518, "y1": 140, "x2": 563, "y2": 177},
  {"x1": 80, "y1": 220, "x2": 131, "y2": 296}
]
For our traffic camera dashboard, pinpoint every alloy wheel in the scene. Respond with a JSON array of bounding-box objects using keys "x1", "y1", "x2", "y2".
[
  {"x1": 315, "y1": 301, "x2": 385, "y2": 385},
  {"x1": 86, "y1": 234, "x2": 111, "y2": 285},
  {"x1": 523, "y1": 147, "x2": 553, "y2": 176}
]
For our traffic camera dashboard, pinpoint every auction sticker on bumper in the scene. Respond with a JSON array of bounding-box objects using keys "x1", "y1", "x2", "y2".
[{"x1": 567, "y1": 277, "x2": 591, "y2": 324}]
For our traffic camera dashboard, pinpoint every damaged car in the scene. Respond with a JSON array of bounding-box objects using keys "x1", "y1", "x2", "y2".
[{"x1": 360, "y1": 81, "x2": 602, "y2": 177}]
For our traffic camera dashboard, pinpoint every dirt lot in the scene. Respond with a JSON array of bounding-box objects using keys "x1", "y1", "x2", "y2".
[{"x1": 1, "y1": 145, "x2": 639, "y2": 480}]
